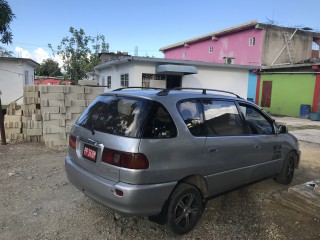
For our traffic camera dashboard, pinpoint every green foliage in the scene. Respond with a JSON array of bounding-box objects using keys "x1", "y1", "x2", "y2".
[
  {"x1": 36, "y1": 58, "x2": 62, "y2": 77},
  {"x1": 0, "y1": 46, "x2": 13, "y2": 56},
  {"x1": 49, "y1": 27, "x2": 108, "y2": 83},
  {"x1": 0, "y1": 0, "x2": 15, "y2": 44}
]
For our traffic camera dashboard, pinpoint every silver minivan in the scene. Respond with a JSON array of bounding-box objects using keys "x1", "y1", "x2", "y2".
[{"x1": 65, "y1": 87, "x2": 300, "y2": 234}]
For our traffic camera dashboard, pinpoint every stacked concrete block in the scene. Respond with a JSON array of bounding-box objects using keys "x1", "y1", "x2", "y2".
[
  {"x1": 3, "y1": 102, "x2": 23, "y2": 142},
  {"x1": 22, "y1": 86, "x2": 42, "y2": 142},
  {"x1": 40, "y1": 85, "x2": 103, "y2": 147}
]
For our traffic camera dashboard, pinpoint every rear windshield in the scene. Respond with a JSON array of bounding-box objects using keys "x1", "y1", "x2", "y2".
[{"x1": 76, "y1": 95, "x2": 148, "y2": 138}]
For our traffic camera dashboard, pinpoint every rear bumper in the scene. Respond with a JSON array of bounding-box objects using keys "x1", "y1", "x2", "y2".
[{"x1": 65, "y1": 156, "x2": 176, "y2": 216}]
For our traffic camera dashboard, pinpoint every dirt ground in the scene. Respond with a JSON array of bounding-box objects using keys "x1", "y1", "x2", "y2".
[{"x1": 0, "y1": 140, "x2": 320, "y2": 240}]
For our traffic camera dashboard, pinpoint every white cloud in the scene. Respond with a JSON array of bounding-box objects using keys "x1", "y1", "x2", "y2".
[
  {"x1": 14, "y1": 47, "x2": 64, "y2": 70},
  {"x1": 33, "y1": 48, "x2": 49, "y2": 63},
  {"x1": 15, "y1": 47, "x2": 31, "y2": 59}
]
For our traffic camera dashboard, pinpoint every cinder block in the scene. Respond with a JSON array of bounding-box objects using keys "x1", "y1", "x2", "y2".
[
  {"x1": 71, "y1": 100, "x2": 86, "y2": 107},
  {"x1": 23, "y1": 97, "x2": 37, "y2": 105},
  {"x1": 43, "y1": 126, "x2": 66, "y2": 134},
  {"x1": 5, "y1": 128, "x2": 21, "y2": 134},
  {"x1": 32, "y1": 114, "x2": 42, "y2": 121},
  {"x1": 5, "y1": 115, "x2": 21, "y2": 122},
  {"x1": 64, "y1": 93, "x2": 80, "y2": 101},
  {"x1": 42, "y1": 99, "x2": 65, "y2": 107},
  {"x1": 66, "y1": 106, "x2": 86, "y2": 114},
  {"x1": 14, "y1": 109, "x2": 23, "y2": 116},
  {"x1": 41, "y1": 85, "x2": 65, "y2": 93},
  {"x1": 24, "y1": 128, "x2": 42, "y2": 136},
  {"x1": 64, "y1": 86, "x2": 84, "y2": 93},
  {"x1": 21, "y1": 104, "x2": 37, "y2": 111},
  {"x1": 43, "y1": 113, "x2": 66, "y2": 121},
  {"x1": 78, "y1": 80, "x2": 99, "y2": 86},
  {"x1": 60, "y1": 106, "x2": 66, "y2": 114},
  {"x1": 85, "y1": 93, "x2": 100, "y2": 100},
  {"x1": 24, "y1": 85, "x2": 39, "y2": 92},
  {"x1": 24, "y1": 91, "x2": 39, "y2": 98},
  {"x1": 43, "y1": 120, "x2": 60, "y2": 127},
  {"x1": 40, "y1": 92, "x2": 65, "y2": 100},
  {"x1": 84, "y1": 86, "x2": 104, "y2": 94},
  {"x1": 41, "y1": 106, "x2": 60, "y2": 114},
  {"x1": 22, "y1": 116, "x2": 32, "y2": 122}
]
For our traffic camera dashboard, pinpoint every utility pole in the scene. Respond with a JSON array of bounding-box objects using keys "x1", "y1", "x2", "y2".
[{"x1": 0, "y1": 90, "x2": 7, "y2": 145}]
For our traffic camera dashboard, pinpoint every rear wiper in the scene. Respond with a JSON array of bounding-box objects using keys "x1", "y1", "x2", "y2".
[{"x1": 89, "y1": 125, "x2": 95, "y2": 135}]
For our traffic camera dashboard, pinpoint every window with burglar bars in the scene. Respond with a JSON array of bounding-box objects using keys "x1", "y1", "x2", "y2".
[
  {"x1": 121, "y1": 74, "x2": 129, "y2": 87},
  {"x1": 142, "y1": 73, "x2": 166, "y2": 87}
]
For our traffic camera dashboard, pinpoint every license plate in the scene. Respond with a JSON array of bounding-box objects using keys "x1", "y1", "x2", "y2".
[{"x1": 83, "y1": 145, "x2": 97, "y2": 162}]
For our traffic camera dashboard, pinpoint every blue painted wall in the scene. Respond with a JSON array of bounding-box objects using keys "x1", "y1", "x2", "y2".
[{"x1": 247, "y1": 70, "x2": 257, "y2": 102}]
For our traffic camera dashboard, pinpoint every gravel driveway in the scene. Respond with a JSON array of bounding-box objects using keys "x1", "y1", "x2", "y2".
[{"x1": 1, "y1": 140, "x2": 320, "y2": 240}]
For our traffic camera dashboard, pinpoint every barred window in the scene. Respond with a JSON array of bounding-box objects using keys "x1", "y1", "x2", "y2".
[{"x1": 121, "y1": 74, "x2": 129, "y2": 87}]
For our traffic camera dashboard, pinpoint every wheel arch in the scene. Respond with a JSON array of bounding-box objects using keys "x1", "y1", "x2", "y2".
[{"x1": 178, "y1": 174, "x2": 208, "y2": 199}]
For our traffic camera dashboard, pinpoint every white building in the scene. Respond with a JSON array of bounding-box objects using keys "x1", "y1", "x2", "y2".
[
  {"x1": 94, "y1": 56, "x2": 257, "y2": 98},
  {"x1": 0, "y1": 57, "x2": 39, "y2": 105}
]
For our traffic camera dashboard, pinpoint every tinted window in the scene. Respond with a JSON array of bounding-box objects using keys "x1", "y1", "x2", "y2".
[
  {"x1": 239, "y1": 103, "x2": 274, "y2": 134},
  {"x1": 177, "y1": 100, "x2": 204, "y2": 136},
  {"x1": 203, "y1": 100, "x2": 244, "y2": 136},
  {"x1": 76, "y1": 96, "x2": 147, "y2": 138},
  {"x1": 143, "y1": 102, "x2": 177, "y2": 139}
]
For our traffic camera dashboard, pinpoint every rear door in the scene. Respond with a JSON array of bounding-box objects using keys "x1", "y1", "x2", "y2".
[
  {"x1": 70, "y1": 95, "x2": 148, "y2": 182},
  {"x1": 202, "y1": 99, "x2": 253, "y2": 196}
]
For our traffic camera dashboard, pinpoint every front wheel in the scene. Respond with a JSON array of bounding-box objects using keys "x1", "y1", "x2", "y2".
[
  {"x1": 274, "y1": 152, "x2": 296, "y2": 185},
  {"x1": 166, "y1": 183, "x2": 203, "y2": 235}
]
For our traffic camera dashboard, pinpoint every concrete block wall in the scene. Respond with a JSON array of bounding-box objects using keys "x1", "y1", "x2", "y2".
[
  {"x1": 22, "y1": 86, "x2": 43, "y2": 142},
  {"x1": 3, "y1": 102, "x2": 24, "y2": 142},
  {"x1": 1, "y1": 85, "x2": 103, "y2": 146},
  {"x1": 40, "y1": 85, "x2": 104, "y2": 147}
]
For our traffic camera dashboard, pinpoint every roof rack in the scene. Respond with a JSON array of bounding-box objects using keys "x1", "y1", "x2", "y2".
[
  {"x1": 113, "y1": 86, "x2": 165, "y2": 91},
  {"x1": 157, "y1": 87, "x2": 242, "y2": 98}
]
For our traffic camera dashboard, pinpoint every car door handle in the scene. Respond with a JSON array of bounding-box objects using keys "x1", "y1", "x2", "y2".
[
  {"x1": 254, "y1": 145, "x2": 261, "y2": 149},
  {"x1": 208, "y1": 147, "x2": 218, "y2": 153}
]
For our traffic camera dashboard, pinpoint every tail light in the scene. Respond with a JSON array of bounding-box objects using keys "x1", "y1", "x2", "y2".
[
  {"x1": 69, "y1": 135, "x2": 77, "y2": 149},
  {"x1": 102, "y1": 148, "x2": 149, "y2": 169}
]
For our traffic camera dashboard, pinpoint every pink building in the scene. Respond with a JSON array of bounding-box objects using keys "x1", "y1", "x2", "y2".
[{"x1": 160, "y1": 21, "x2": 320, "y2": 67}]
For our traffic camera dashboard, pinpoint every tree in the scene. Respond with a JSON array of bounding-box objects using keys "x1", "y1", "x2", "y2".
[
  {"x1": 0, "y1": 0, "x2": 15, "y2": 44},
  {"x1": 36, "y1": 58, "x2": 62, "y2": 77},
  {"x1": 49, "y1": 27, "x2": 108, "y2": 83},
  {"x1": 0, "y1": 46, "x2": 13, "y2": 57}
]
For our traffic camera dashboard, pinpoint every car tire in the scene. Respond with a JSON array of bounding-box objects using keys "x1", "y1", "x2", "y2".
[
  {"x1": 166, "y1": 183, "x2": 203, "y2": 235},
  {"x1": 274, "y1": 152, "x2": 296, "y2": 185}
]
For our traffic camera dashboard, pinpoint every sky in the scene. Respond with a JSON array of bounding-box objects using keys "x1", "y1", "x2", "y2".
[{"x1": 3, "y1": 0, "x2": 320, "y2": 65}]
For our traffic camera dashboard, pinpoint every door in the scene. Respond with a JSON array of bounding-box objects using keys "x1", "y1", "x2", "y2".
[
  {"x1": 261, "y1": 81, "x2": 272, "y2": 107},
  {"x1": 238, "y1": 102, "x2": 284, "y2": 181},
  {"x1": 202, "y1": 100, "x2": 253, "y2": 196}
]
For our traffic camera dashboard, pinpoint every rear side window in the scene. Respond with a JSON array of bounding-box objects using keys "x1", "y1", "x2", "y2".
[
  {"x1": 76, "y1": 96, "x2": 148, "y2": 138},
  {"x1": 177, "y1": 100, "x2": 204, "y2": 136},
  {"x1": 143, "y1": 102, "x2": 177, "y2": 139},
  {"x1": 203, "y1": 100, "x2": 244, "y2": 136}
]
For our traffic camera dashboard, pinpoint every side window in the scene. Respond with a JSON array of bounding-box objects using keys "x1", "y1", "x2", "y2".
[
  {"x1": 203, "y1": 100, "x2": 244, "y2": 136},
  {"x1": 177, "y1": 100, "x2": 204, "y2": 136},
  {"x1": 239, "y1": 103, "x2": 274, "y2": 135},
  {"x1": 143, "y1": 102, "x2": 177, "y2": 139}
]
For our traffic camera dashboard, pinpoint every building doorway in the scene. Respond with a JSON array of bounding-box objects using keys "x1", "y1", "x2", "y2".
[
  {"x1": 166, "y1": 75, "x2": 182, "y2": 89},
  {"x1": 261, "y1": 81, "x2": 272, "y2": 107}
]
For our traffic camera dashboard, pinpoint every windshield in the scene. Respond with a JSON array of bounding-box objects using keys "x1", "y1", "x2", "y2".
[{"x1": 76, "y1": 95, "x2": 149, "y2": 138}]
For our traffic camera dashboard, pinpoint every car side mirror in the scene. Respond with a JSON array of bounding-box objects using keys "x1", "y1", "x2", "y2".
[{"x1": 278, "y1": 125, "x2": 288, "y2": 134}]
